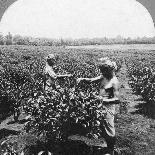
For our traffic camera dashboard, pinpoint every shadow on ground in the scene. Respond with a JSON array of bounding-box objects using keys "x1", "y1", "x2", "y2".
[
  {"x1": 7, "y1": 118, "x2": 29, "y2": 125},
  {"x1": 119, "y1": 101, "x2": 129, "y2": 114},
  {"x1": 131, "y1": 98, "x2": 155, "y2": 119},
  {"x1": 0, "y1": 112, "x2": 12, "y2": 123},
  {"x1": 0, "y1": 128, "x2": 19, "y2": 139}
]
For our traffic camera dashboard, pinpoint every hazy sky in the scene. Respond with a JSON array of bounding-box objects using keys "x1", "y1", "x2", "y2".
[{"x1": 0, "y1": 0, "x2": 155, "y2": 39}]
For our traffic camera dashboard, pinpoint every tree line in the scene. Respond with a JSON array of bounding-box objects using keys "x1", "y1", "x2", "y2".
[{"x1": 1, "y1": 32, "x2": 155, "y2": 46}]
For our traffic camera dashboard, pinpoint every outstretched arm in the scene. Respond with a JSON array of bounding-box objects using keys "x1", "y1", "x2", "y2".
[
  {"x1": 57, "y1": 74, "x2": 72, "y2": 78},
  {"x1": 45, "y1": 65, "x2": 72, "y2": 79},
  {"x1": 77, "y1": 75, "x2": 102, "y2": 84}
]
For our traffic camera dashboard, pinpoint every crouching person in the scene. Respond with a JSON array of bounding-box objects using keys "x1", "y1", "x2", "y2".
[{"x1": 77, "y1": 57, "x2": 120, "y2": 155}]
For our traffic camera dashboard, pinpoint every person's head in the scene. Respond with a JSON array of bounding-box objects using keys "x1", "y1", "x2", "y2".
[
  {"x1": 46, "y1": 54, "x2": 56, "y2": 66},
  {"x1": 97, "y1": 57, "x2": 117, "y2": 79}
]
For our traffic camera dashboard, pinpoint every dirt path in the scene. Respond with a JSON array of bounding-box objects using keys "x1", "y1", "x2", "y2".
[
  {"x1": 115, "y1": 60, "x2": 155, "y2": 154},
  {"x1": 118, "y1": 59, "x2": 145, "y2": 114}
]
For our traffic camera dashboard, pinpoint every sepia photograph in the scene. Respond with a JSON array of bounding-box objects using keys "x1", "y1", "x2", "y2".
[{"x1": 0, "y1": 0, "x2": 155, "y2": 154}]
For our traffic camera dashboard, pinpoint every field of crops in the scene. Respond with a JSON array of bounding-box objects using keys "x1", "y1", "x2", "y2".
[{"x1": 0, "y1": 45, "x2": 155, "y2": 154}]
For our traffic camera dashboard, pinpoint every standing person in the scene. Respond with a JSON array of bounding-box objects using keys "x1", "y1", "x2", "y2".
[
  {"x1": 44, "y1": 53, "x2": 72, "y2": 92},
  {"x1": 77, "y1": 57, "x2": 120, "y2": 155}
]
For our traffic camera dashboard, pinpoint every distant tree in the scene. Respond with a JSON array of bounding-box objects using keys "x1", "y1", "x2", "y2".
[
  {"x1": 13, "y1": 35, "x2": 25, "y2": 45},
  {"x1": 3, "y1": 33, "x2": 155, "y2": 46},
  {"x1": 5, "y1": 32, "x2": 13, "y2": 45},
  {"x1": 0, "y1": 34, "x2": 4, "y2": 45}
]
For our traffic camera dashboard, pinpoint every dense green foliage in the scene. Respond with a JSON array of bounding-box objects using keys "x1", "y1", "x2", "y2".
[
  {"x1": 0, "y1": 45, "x2": 123, "y2": 154},
  {"x1": 0, "y1": 45, "x2": 155, "y2": 154},
  {"x1": 126, "y1": 56, "x2": 155, "y2": 103}
]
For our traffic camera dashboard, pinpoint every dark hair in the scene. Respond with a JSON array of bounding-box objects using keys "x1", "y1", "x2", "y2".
[
  {"x1": 98, "y1": 65, "x2": 113, "y2": 80},
  {"x1": 47, "y1": 58, "x2": 55, "y2": 66}
]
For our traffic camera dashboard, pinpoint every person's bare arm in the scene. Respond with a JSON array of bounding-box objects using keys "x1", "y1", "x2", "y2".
[
  {"x1": 57, "y1": 74, "x2": 72, "y2": 78},
  {"x1": 90, "y1": 75, "x2": 103, "y2": 82},
  {"x1": 77, "y1": 75, "x2": 102, "y2": 84},
  {"x1": 113, "y1": 78, "x2": 120, "y2": 99}
]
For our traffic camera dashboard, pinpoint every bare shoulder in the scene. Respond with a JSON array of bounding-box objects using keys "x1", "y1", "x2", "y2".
[
  {"x1": 113, "y1": 76, "x2": 119, "y2": 82},
  {"x1": 112, "y1": 76, "x2": 119, "y2": 87}
]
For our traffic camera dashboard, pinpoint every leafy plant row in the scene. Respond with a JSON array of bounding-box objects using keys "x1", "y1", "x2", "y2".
[
  {"x1": 0, "y1": 46, "x2": 123, "y2": 154},
  {"x1": 126, "y1": 57, "x2": 155, "y2": 103}
]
